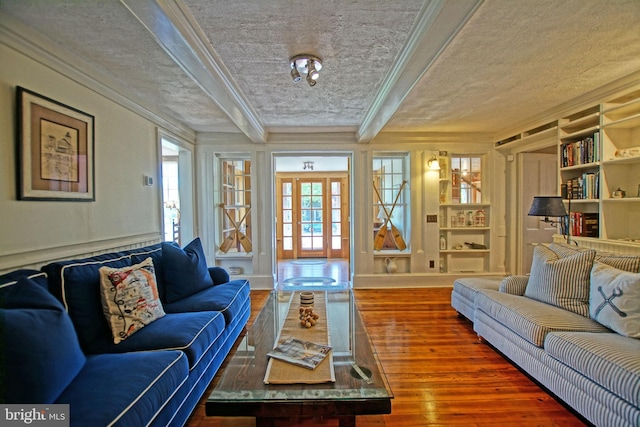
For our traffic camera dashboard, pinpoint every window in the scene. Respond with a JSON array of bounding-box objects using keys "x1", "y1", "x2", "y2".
[
  {"x1": 219, "y1": 158, "x2": 252, "y2": 254},
  {"x1": 372, "y1": 154, "x2": 409, "y2": 250},
  {"x1": 451, "y1": 155, "x2": 482, "y2": 204},
  {"x1": 162, "y1": 158, "x2": 180, "y2": 243}
]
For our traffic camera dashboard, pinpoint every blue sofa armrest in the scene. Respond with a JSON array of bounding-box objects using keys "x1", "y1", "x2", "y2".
[
  {"x1": 498, "y1": 275, "x2": 529, "y2": 296},
  {"x1": 208, "y1": 266, "x2": 230, "y2": 285}
]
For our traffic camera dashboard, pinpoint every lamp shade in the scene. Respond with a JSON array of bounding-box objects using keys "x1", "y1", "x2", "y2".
[{"x1": 528, "y1": 196, "x2": 567, "y2": 217}]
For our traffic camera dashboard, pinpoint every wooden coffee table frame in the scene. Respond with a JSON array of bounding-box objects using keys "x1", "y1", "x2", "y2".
[{"x1": 206, "y1": 290, "x2": 392, "y2": 426}]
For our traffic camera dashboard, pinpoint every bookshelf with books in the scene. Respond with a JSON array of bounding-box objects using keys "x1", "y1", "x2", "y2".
[
  {"x1": 558, "y1": 105, "x2": 602, "y2": 239},
  {"x1": 558, "y1": 87, "x2": 640, "y2": 243}
]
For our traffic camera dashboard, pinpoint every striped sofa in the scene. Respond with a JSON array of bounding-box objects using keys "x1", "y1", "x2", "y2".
[{"x1": 451, "y1": 243, "x2": 640, "y2": 427}]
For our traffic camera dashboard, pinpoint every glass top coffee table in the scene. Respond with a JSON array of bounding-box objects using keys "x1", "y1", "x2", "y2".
[{"x1": 206, "y1": 289, "x2": 393, "y2": 427}]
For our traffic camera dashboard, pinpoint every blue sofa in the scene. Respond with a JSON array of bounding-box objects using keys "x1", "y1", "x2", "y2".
[
  {"x1": 0, "y1": 237, "x2": 251, "y2": 426},
  {"x1": 451, "y1": 242, "x2": 640, "y2": 427}
]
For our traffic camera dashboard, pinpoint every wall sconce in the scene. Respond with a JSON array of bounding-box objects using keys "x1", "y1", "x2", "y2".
[
  {"x1": 290, "y1": 54, "x2": 323, "y2": 87},
  {"x1": 303, "y1": 161, "x2": 314, "y2": 170},
  {"x1": 427, "y1": 156, "x2": 440, "y2": 170}
]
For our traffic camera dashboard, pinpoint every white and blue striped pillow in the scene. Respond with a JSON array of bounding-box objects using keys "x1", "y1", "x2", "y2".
[{"x1": 525, "y1": 244, "x2": 596, "y2": 317}]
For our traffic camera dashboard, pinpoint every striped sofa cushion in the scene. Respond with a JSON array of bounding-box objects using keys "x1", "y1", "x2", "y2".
[
  {"x1": 475, "y1": 290, "x2": 608, "y2": 347},
  {"x1": 545, "y1": 331, "x2": 640, "y2": 409},
  {"x1": 550, "y1": 242, "x2": 640, "y2": 272},
  {"x1": 525, "y1": 244, "x2": 595, "y2": 317}
]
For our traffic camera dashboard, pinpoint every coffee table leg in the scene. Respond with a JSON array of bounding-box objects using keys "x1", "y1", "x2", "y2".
[
  {"x1": 256, "y1": 417, "x2": 274, "y2": 427},
  {"x1": 337, "y1": 416, "x2": 356, "y2": 427}
]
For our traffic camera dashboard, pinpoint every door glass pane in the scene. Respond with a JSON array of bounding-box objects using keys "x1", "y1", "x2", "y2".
[{"x1": 284, "y1": 237, "x2": 293, "y2": 250}]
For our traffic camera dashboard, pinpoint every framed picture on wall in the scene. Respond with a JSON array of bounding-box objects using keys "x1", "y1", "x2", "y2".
[{"x1": 17, "y1": 86, "x2": 95, "y2": 201}]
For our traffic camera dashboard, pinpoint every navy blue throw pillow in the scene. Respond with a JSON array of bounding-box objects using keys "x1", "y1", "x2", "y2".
[
  {"x1": 0, "y1": 276, "x2": 86, "y2": 403},
  {"x1": 161, "y1": 237, "x2": 214, "y2": 303}
]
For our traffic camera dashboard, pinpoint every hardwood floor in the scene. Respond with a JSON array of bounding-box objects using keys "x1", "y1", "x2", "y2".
[{"x1": 186, "y1": 288, "x2": 589, "y2": 427}]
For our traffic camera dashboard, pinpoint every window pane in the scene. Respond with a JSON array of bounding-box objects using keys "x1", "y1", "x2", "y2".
[
  {"x1": 373, "y1": 153, "x2": 409, "y2": 250},
  {"x1": 283, "y1": 237, "x2": 293, "y2": 250},
  {"x1": 451, "y1": 155, "x2": 482, "y2": 204}
]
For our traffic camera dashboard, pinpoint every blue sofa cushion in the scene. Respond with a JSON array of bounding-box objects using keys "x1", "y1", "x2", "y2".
[
  {"x1": 0, "y1": 276, "x2": 86, "y2": 404},
  {"x1": 128, "y1": 244, "x2": 167, "y2": 301},
  {"x1": 0, "y1": 269, "x2": 47, "y2": 288},
  {"x1": 85, "y1": 311, "x2": 226, "y2": 369},
  {"x1": 56, "y1": 350, "x2": 189, "y2": 426},
  {"x1": 162, "y1": 237, "x2": 214, "y2": 303},
  {"x1": 164, "y1": 279, "x2": 250, "y2": 325},
  {"x1": 43, "y1": 253, "x2": 132, "y2": 353}
]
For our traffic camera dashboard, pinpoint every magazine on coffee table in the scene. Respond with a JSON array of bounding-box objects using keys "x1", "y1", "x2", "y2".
[{"x1": 267, "y1": 336, "x2": 332, "y2": 370}]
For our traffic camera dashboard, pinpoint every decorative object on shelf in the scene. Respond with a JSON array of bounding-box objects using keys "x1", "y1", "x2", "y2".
[
  {"x1": 16, "y1": 86, "x2": 95, "y2": 201},
  {"x1": 474, "y1": 209, "x2": 486, "y2": 227},
  {"x1": 465, "y1": 242, "x2": 487, "y2": 249},
  {"x1": 384, "y1": 257, "x2": 398, "y2": 273},
  {"x1": 290, "y1": 54, "x2": 322, "y2": 87},
  {"x1": 466, "y1": 211, "x2": 474, "y2": 226},
  {"x1": 611, "y1": 187, "x2": 626, "y2": 198},
  {"x1": 614, "y1": 146, "x2": 640, "y2": 158},
  {"x1": 439, "y1": 234, "x2": 447, "y2": 250},
  {"x1": 227, "y1": 266, "x2": 243, "y2": 275},
  {"x1": 457, "y1": 210, "x2": 466, "y2": 227}
]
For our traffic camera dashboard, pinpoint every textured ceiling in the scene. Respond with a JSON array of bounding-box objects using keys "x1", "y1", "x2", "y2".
[{"x1": 2, "y1": 0, "x2": 640, "y2": 143}]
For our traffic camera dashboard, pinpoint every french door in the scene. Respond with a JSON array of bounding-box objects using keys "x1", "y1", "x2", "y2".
[{"x1": 276, "y1": 175, "x2": 348, "y2": 259}]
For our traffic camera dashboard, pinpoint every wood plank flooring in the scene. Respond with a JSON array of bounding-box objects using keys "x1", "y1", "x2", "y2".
[{"x1": 186, "y1": 288, "x2": 589, "y2": 427}]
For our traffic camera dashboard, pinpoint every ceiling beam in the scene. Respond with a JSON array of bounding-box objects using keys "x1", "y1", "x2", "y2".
[
  {"x1": 357, "y1": 0, "x2": 484, "y2": 143},
  {"x1": 120, "y1": 0, "x2": 267, "y2": 143}
]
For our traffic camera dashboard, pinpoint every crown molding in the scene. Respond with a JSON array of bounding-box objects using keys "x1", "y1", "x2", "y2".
[
  {"x1": 0, "y1": 13, "x2": 196, "y2": 143},
  {"x1": 124, "y1": 0, "x2": 267, "y2": 143}
]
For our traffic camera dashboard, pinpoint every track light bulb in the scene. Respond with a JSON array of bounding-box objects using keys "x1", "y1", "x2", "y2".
[
  {"x1": 307, "y1": 63, "x2": 319, "y2": 80},
  {"x1": 306, "y1": 73, "x2": 317, "y2": 86},
  {"x1": 290, "y1": 67, "x2": 301, "y2": 83}
]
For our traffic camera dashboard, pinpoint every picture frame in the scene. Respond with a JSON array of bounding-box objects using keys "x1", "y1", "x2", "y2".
[{"x1": 17, "y1": 86, "x2": 95, "y2": 201}]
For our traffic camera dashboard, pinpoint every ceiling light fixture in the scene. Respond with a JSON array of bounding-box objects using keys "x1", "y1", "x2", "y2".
[{"x1": 290, "y1": 54, "x2": 322, "y2": 87}]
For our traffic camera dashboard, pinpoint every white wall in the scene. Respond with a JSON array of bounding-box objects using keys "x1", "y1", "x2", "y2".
[
  {"x1": 196, "y1": 132, "x2": 504, "y2": 289},
  {"x1": 0, "y1": 42, "x2": 166, "y2": 272}
]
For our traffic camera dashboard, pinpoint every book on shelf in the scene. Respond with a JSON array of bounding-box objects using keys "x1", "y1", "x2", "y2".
[
  {"x1": 561, "y1": 134, "x2": 599, "y2": 167},
  {"x1": 267, "y1": 337, "x2": 332, "y2": 370},
  {"x1": 569, "y1": 212, "x2": 599, "y2": 238},
  {"x1": 565, "y1": 171, "x2": 599, "y2": 200}
]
